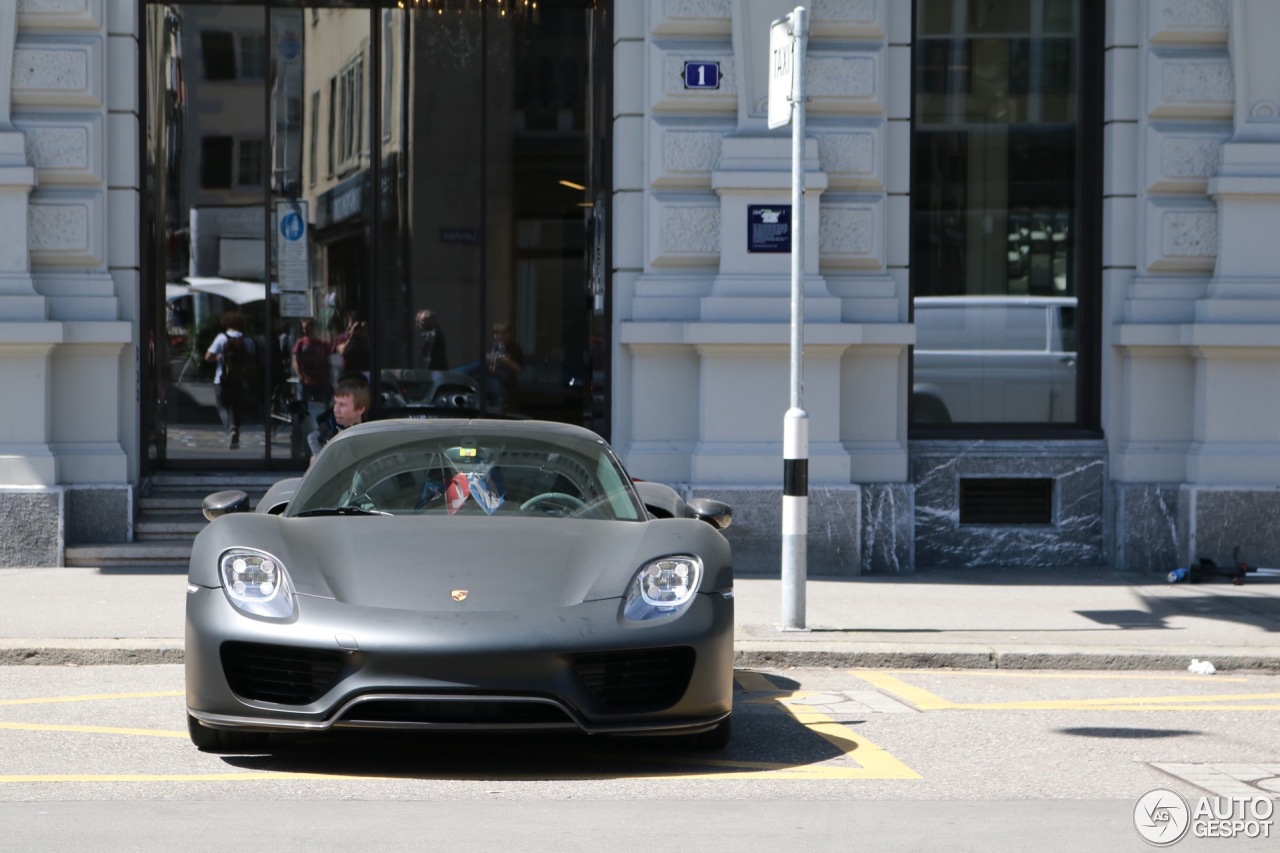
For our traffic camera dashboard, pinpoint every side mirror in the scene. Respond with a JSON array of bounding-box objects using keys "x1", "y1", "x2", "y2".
[
  {"x1": 202, "y1": 490, "x2": 251, "y2": 521},
  {"x1": 686, "y1": 497, "x2": 732, "y2": 531}
]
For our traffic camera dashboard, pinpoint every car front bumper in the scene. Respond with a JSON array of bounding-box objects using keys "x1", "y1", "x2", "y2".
[{"x1": 185, "y1": 585, "x2": 734, "y2": 736}]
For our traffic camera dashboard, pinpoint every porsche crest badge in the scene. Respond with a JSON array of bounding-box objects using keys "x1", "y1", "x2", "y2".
[{"x1": 451, "y1": 589, "x2": 469, "y2": 602}]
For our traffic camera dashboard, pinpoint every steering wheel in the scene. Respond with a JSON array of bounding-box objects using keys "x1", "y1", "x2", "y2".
[{"x1": 520, "y1": 492, "x2": 588, "y2": 516}]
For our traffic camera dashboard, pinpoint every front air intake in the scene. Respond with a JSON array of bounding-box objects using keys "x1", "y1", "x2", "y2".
[
  {"x1": 571, "y1": 647, "x2": 695, "y2": 711},
  {"x1": 221, "y1": 642, "x2": 345, "y2": 705}
]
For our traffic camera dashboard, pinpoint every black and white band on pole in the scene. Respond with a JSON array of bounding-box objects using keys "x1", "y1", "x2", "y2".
[{"x1": 770, "y1": 6, "x2": 809, "y2": 631}]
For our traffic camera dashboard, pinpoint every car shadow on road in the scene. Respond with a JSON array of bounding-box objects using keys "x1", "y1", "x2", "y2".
[{"x1": 212, "y1": 672, "x2": 867, "y2": 780}]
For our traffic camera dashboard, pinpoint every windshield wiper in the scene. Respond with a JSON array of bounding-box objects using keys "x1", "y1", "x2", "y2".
[{"x1": 294, "y1": 506, "x2": 384, "y2": 517}]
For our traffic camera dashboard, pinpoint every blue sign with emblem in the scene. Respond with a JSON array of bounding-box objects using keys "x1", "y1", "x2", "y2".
[{"x1": 683, "y1": 61, "x2": 720, "y2": 90}]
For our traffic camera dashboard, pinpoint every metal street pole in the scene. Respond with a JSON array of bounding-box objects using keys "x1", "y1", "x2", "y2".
[{"x1": 776, "y1": 7, "x2": 809, "y2": 631}]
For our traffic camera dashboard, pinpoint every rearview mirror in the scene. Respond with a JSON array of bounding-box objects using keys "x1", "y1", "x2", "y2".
[
  {"x1": 686, "y1": 497, "x2": 732, "y2": 531},
  {"x1": 202, "y1": 490, "x2": 250, "y2": 521}
]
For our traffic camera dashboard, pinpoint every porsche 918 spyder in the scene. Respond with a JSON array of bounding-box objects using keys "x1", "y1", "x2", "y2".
[{"x1": 185, "y1": 419, "x2": 734, "y2": 752}]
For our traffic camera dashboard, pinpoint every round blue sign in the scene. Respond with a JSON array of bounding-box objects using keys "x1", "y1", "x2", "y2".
[{"x1": 280, "y1": 211, "x2": 304, "y2": 241}]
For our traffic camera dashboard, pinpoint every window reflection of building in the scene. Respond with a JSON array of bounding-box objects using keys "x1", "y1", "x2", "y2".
[{"x1": 911, "y1": 0, "x2": 1080, "y2": 425}]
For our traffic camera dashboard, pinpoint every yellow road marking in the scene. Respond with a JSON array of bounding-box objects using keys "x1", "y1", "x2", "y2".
[
  {"x1": 854, "y1": 671, "x2": 957, "y2": 710},
  {"x1": 0, "y1": 722, "x2": 185, "y2": 738},
  {"x1": 853, "y1": 670, "x2": 1280, "y2": 712},
  {"x1": 905, "y1": 671, "x2": 1249, "y2": 683},
  {"x1": 0, "y1": 691, "x2": 183, "y2": 707}
]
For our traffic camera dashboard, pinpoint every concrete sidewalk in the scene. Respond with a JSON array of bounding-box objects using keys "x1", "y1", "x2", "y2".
[{"x1": 2, "y1": 565, "x2": 1279, "y2": 670}]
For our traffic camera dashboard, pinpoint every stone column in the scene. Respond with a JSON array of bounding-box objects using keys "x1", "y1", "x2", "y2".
[
  {"x1": 0, "y1": 3, "x2": 63, "y2": 565},
  {"x1": 1178, "y1": 0, "x2": 1280, "y2": 566}
]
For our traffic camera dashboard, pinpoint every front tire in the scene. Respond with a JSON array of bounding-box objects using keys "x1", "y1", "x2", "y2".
[{"x1": 187, "y1": 714, "x2": 270, "y2": 754}]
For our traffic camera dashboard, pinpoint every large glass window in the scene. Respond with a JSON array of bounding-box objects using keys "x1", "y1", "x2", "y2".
[
  {"x1": 143, "y1": 1, "x2": 607, "y2": 470},
  {"x1": 911, "y1": 0, "x2": 1094, "y2": 427}
]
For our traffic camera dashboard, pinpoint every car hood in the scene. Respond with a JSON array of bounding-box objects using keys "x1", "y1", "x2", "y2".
[{"x1": 190, "y1": 514, "x2": 730, "y2": 613}]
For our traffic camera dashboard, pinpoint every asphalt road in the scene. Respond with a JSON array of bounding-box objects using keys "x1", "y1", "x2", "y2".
[{"x1": 0, "y1": 665, "x2": 1276, "y2": 851}]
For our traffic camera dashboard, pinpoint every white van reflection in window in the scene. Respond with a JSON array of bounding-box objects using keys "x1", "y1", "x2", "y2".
[{"x1": 912, "y1": 296, "x2": 1077, "y2": 424}]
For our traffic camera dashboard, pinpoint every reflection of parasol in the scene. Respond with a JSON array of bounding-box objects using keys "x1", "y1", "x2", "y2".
[{"x1": 184, "y1": 276, "x2": 271, "y2": 305}]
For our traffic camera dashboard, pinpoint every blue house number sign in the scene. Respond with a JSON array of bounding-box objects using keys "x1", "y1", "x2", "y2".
[{"x1": 683, "y1": 61, "x2": 720, "y2": 90}]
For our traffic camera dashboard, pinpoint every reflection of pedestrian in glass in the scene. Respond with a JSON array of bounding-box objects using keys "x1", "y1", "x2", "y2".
[
  {"x1": 416, "y1": 309, "x2": 448, "y2": 370},
  {"x1": 205, "y1": 310, "x2": 257, "y2": 449},
  {"x1": 461, "y1": 321, "x2": 523, "y2": 413},
  {"x1": 290, "y1": 318, "x2": 330, "y2": 403},
  {"x1": 331, "y1": 311, "x2": 370, "y2": 380}
]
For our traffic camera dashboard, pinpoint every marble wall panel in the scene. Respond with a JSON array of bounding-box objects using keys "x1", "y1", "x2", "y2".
[
  {"x1": 1183, "y1": 486, "x2": 1280, "y2": 569},
  {"x1": 1115, "y1": 483, "x2": 1180, "y2": 574},
  {"x1": 861, "y1": 482, "x2": 912, "y2": 573},
  {"x1": 911, "y1": 442, "x2": 1107, "y2": 569},
  {"x1": 693, "y1": 486, "x2": 861, "y2": 576},
  {"x1": 65, "y1": 484, "x2": 129, "y2": 545},
  {"x1": 0, "y1": 490, "x2": 62, "y2": 567}
]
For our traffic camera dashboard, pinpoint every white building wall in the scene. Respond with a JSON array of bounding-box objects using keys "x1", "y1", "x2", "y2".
[
  {"x1": 0, "y1": 0, "x2": 134, "y2": 567},
  {"x1": 613, "y1": 0, "x2": 911, "y2": 573},
  {"x1": 2, "y1": 0, "x2": 1277, "y2": 572}
]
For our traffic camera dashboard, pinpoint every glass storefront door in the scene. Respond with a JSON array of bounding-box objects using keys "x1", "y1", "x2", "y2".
[{"x1": 143, "y1": 0, "x2": 606, "y2": 471}]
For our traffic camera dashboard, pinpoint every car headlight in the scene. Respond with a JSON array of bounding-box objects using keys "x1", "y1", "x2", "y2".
[
  {"x1": 623, "y1": 555, "x2": 702, "y2": 621},
  {"x1": 219, "y1": 548, "x2": 294, "y2": 619}
]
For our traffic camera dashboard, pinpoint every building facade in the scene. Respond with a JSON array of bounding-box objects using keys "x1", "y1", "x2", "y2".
[{"x1": 2, "y1": 0, "x2": 1278, "y2": 575}]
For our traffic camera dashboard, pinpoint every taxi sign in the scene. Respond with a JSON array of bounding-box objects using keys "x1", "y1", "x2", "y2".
[{"x1": 768, "y1": 15, "x2": 794, "y2": 129}]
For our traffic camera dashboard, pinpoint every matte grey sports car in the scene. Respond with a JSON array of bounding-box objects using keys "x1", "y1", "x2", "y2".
[{"x1": 185, "y1": 419, "x2": 734, "y2": 753}]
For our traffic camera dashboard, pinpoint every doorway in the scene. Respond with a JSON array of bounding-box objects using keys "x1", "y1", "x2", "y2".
[{"x1": 142, "y1": 1, "x2": 609, "y2": 471}]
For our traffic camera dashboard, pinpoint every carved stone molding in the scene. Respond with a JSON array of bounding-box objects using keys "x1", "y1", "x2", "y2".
[
  {"x1": 810, "y1": 0, "x2": 884, "y2": 40},
  {"x1": 648, "y1": 196, "x2": 722, "y2": 266},
  {"x1": 17, "y1": 0, "x2": 103, "y2": 32},
  {"x1": 11, "y1": 36, "x2": 104, "y2": 110},
  {"x1": 27, "y1": 190, "x2": 105, "y2": 268},
  {"x1": 651, "y1": 0, "x2": 732, "y2": 37},
  {"x1": 813, "y1": 125, "x2": 881, "y2": 190},
  {"x1": 650, "y1": 121, "x2": 727, "y2": 187},
  {"x1": 819, "y1": 203, "x2": 879, "y2": 269},
  {"x1": 1145, "y1": 200, "x2": 1218, "y2": 273},
  {"x1": 14, "y1": 113, "x2": 103, "y2": 185},
  {"x1": 1148, "y1": 0, "x2": 1229, "y2": 44},
  {"x1": 1145, "y1": 123, "x2": 1231, "y2": 194}
]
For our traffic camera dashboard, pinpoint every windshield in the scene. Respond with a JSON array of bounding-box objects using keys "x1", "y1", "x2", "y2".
[{"x1": 287, "y1": 423, "x2": 645, "y2": 521}]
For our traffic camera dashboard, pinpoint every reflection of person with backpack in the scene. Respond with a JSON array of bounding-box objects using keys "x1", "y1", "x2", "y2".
[{"x1": 205, "y1": 310, "x2": 257, "y2": 449}]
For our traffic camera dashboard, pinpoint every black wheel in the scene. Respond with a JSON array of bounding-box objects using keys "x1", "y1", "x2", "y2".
[
  {"x1": 187, "y1": 714, "x2": 269, "y2": 754},
  {"x1": 681, "y1": 714, "x2": 732, "y2": 751}
]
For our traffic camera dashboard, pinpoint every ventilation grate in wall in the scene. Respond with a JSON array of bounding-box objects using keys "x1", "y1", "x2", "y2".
[{"x1": 959, "y1": 478, "x2": 1053, "y2": 525}]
